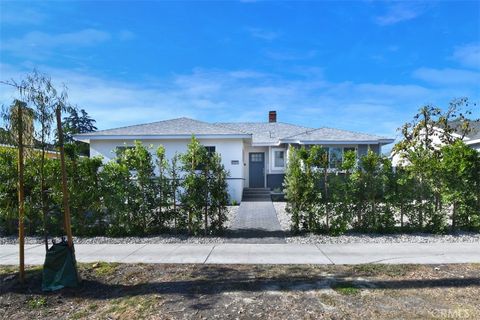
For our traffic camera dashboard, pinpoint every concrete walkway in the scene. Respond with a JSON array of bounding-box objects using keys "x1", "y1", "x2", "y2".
[
  {"x1": 1, "y1": 243, "x2": 480, "y2": 265},
  {"x1": 227, "y1": 200, "x2": 285, "y2": 244}
]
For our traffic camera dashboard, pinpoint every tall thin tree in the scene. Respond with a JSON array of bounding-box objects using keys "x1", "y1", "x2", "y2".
[{"x1": 2, "y1": 100, "x2": 34, "y2": 283}]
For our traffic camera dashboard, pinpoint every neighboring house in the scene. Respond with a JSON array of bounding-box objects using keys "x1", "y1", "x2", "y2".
[
  {"x1": 0, "y1": 143, "x2": 61, "y2": 159},
  {"x1": 391, "y1": 119, "x2": 480, "y2": 167},
  {"x1": 452, "y1": 120, "x2": 480, "y2": 152},
  {"x1": 74, "y1": 111, "x2": 394, "y2": 202}
]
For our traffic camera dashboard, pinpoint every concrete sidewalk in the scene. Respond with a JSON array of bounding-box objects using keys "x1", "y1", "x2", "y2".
[{"x1": 1, "y1": 242, "x2": 479, "y2": 265}]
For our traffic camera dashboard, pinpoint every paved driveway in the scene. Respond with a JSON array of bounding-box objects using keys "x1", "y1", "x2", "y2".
[{"x1": 227, "y1": 201, "x2": 286, "y2": 244}]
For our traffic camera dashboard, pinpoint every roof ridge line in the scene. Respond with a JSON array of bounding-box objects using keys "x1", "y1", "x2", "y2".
[
  {"x1": 315, "y1": 126, "x2": 389, "y2": 139},
  {"x1": 91, "y1": 117, "x2": 194, "y2": 134},
  {"x1": 281, "y1": 126, "x2": 390, "y2": 140},
  {"x1": 216, "y1": 120, "x2": 312, "y2": 127}
]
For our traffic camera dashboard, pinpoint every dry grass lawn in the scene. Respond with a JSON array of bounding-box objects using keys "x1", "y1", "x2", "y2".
[{"x1": 1, "y1": 263, "x2": 479, "y2": 319}]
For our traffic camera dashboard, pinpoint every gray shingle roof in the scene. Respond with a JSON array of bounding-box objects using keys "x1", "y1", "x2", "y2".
[
  {"x1": 76, "y1": 117, "x2": 393, "y2": 145},
  {"x1": 469, "y1": 122, "x2": 480, "y2": 140},
  {"x1": 78, "y1": 117, "x2": 247, "y2": 136},
  {"x1": 437, "y1": 119, "x2": 480, "y2": 140},
  {"x1": 282, "y1": 127, "x2": 390, "y2": 142},
  {"x1": 460, "y1": 120, "x2": 480, "y2": 140},
  {"x1": 216, "y1": 122, "x2": 313, "y2": 144}
]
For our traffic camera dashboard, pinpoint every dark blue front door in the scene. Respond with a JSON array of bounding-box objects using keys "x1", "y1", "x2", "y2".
[{"x1": 249, "y1": 152, "x2": 265, "y2": 188}]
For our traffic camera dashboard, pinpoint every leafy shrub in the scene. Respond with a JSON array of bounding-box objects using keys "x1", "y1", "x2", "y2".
[{"x1": 283, "y1": 140, "x2": 480, "y2": 235}]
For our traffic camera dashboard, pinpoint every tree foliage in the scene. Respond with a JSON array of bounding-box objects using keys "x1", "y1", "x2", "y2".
[
  {"x1": 0, "y1": 138, "x2": 231, "y2": 237},
  {"x1": 62, "y1": 107, "x2": 97, "y2": 156},
  {"x1": 283, "y1": 100, "x2": 480, "y2": 235}
]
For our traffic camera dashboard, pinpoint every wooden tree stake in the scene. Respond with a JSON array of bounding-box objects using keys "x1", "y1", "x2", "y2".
[
  {"x1": 16, "y1": 103, "x2": 25, "y2": 283},
  {"x1": 56, "y1": 106, "x2": 74, "y2": 248}
]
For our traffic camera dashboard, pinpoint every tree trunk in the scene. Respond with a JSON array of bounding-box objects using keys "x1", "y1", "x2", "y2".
[
  {"x1": 17, "y1": 104, "x2": 25, "y2": 283},
  {"x1": 419, "y1": 181, "x2": 424, "y2": 229},
  {"x1": 158, "y1": 169, "x2": 163, "y2": 228},
  {"x1": 324, "y1": 169, "x2": 329, "y2": 231},
  {"x1": 188, "y1": 211, "x2": 192, "y2": 235},
  {"x1": 452, "y1": 201, "x2": 457, "y2": 231},
  {"x1": 204, "y1": 168, "x2": 209, "y2": 236},
  {"x1": 173, "y1": 182, "x2": 177, "y2": 234},
  {"x1": 356, "y1": 203, "x2": 362, "y2": 229},
  {"x1": 372, "y1": 198, "x2": 376, "y2": 229},
  {"x1": 400, "y1": 202, "x2": 404, "y2": 229},
  {"x1": 41, "y1": 147, "x2": 48, "y2": 252},
  {"x1": 56, "y1": 107, "x2": 74, "y2": 248},
  {"x1": 435, "y1": 192, "x2": 441, "y2": 212}
]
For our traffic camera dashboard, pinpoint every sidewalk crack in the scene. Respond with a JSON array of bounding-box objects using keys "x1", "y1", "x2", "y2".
[
  {"x1": 365, "y1": 253, "x2": 446, "y2": 264},
  {"x1": 203, "y1": 245, "x2": 216, "y2": 264},
  {"x1": 315, "y1": 244, "x2": 335, "y2": 265},
  {"x1": 121, "y1": 243, "x2": 148, "y2": 262}
]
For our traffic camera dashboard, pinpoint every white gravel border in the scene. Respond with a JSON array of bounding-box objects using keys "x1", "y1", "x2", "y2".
[
  {"x1": 2, "y1": 204, "x2": 479, "y2": 245},
  {"x1": 0, "y1": 206, "x2": 239, "y2": 245},
  {"x1": 273, "y1": 201, "x2": 480, "y2": 244}
]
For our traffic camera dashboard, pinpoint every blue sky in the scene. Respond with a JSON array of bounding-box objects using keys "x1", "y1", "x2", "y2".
[{"x1": 1, "y1": 1, "x2": 479, "y2": 148}]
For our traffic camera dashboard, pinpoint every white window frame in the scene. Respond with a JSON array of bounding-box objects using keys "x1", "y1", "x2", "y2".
[
  {"x1": 328, "y1": 147, "x2": 343, "y2": 169},
  {"x1": 271, "y1": 147, "x2": 286, "y2": 170}
]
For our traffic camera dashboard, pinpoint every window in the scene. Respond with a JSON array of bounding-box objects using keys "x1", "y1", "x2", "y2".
[
  {"x1": 204, "y1": 146, "x2": 216, "y2": 157},
  {"x1": 271, "y1": 148, "x2": 285, "y2": 169},
  {"x1": 344, "y1": 147, "x2": 356, "y2": 155},
  {"x1": 250, "y1": 153, "x2": 263, "y2": 162},
  {"x1": 306, "y1": 146, "x2": 356, "y2": 170},
  {"x1": 329, "y1": 147, "x2": 343, "y2": 168},
  {"x1": 274, "y1": 150, "x2": 285, "y2": 168},
  {"x1": 195, "y1": 146, "x2": 216, "y2": 170}
]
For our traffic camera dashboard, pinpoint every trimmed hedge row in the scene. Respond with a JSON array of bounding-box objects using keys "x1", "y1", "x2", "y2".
[
  {"x1": 0, "y1": 137, "x2": 230, "y2": 237},
  {"x1": 284, "y1": 141, "x2": 480, "y2": 235}
]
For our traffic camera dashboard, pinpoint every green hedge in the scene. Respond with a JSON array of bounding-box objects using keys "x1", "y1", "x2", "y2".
[
  {"x1": 0, "y1": 137, "x2": 230, "y2": 237},
  {"x1": 284, "y1": 141, "x2": 480, "y2": 235}
]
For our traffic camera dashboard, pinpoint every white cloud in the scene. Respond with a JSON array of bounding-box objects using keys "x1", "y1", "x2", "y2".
[
  {"x1": 453, "y1": 43, "x2": 480, "y2": 69},
  {"x1": 118, "y1": 30, "x2": 135, "y2": 41},
  {"x1": 1, "y1": 29, "x2": 111, "y2": 58},
  {"x1": 265, "y1": 49, "x2": 317, "y2": 61},
  {"x1": 413, "y1": 67, "x2": 480, "y2": 86},
  {"x1": 1, "y1": 63, "x2": 478, "y2": 143},
  {"x1": 375, "y1": 3, "x2": 426, "y2": 26},
  {"x1": 0, "y1": 7, "x2": 47, "y2": 25},
  {"x1": 245, "y1": 27, "x2": 280, "y2": 41}
]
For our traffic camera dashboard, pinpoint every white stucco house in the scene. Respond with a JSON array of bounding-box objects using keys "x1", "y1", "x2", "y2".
[
  {"x1": 391, "y1": 120, "x2": 480, "y2": 167},
  {"x1": 461, "y1": 121, "x2": 480, "y2": 152},
  {"x1": 74, "y1": 111, "x2": 394, "y2": 202}
]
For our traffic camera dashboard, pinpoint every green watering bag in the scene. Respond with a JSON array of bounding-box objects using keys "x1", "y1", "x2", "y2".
[{"x1": 41, "y1": 240, "x2": 80, "y2": 291}]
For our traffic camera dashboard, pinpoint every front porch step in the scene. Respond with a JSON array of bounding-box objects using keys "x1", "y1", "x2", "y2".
[
  {"x1": 242, "y1": 198, "x2": 272, "y2": 202},
  {"x1": 243, "y1": 191, "x2": 271, "y2": 196},
  {"x1": 243, "y1": 190, "x2": 270, "y2": 194},
  {"x1": 243, "y1": 195, "x2": 271, "y2": 198},
  {"x1": 242, "y1": 188, "x2": 272, "y2": 201}
]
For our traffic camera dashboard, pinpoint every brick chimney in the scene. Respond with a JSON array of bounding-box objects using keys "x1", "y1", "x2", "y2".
[{"x1": 269, "y1": 110, "x2": 277, "y2": 123}]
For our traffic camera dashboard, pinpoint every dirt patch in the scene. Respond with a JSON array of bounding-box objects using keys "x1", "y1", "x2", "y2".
[{"x1": 1, "y1": 263, "x2": 479, "y2": 319}]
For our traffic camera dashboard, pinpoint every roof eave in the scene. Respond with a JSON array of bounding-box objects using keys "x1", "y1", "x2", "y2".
[
  {"x1": 73, "y1": 133, "x2": 252, "y2": 143},
  {"x1": 465, "y1": 138, "x2": 480, "y2": 145},
  {"x1": 251, "y1": 141, "x2": 281, "y2": 147},
  {"x1": 279, "y1": 139, "x2": 395, "y2": 145}
]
